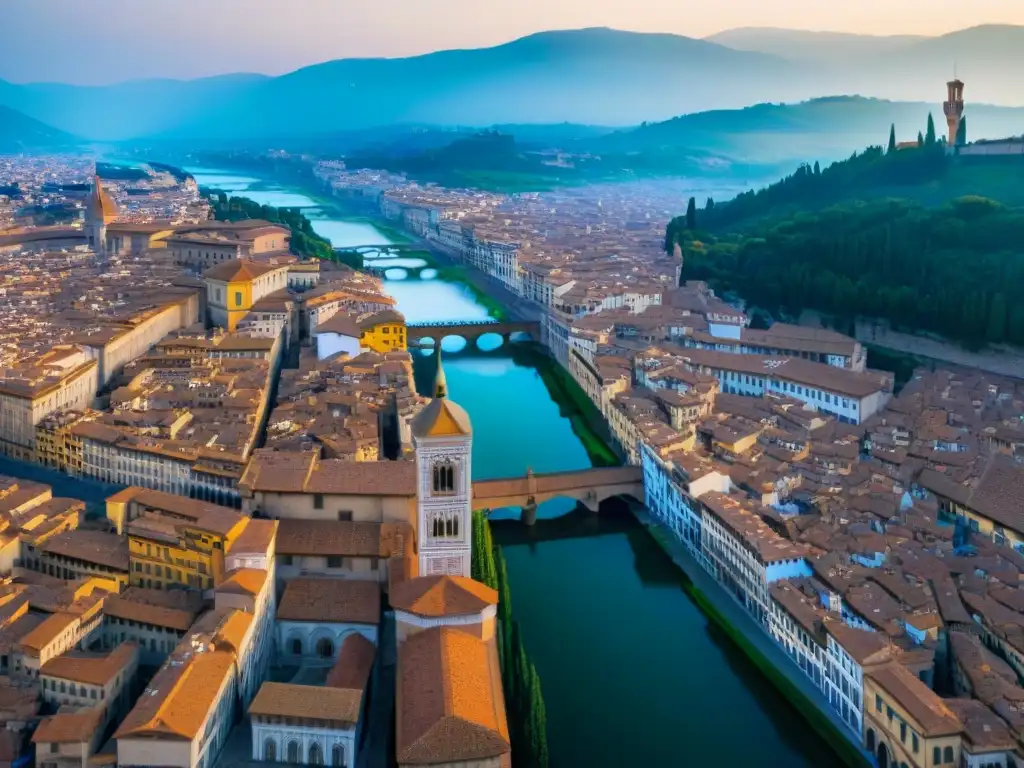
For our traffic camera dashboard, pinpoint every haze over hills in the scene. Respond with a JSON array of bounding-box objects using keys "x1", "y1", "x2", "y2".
[
  {"x1": 0, "y1": 25, "x2": 1021, "y2": 144},
  {"x1": 0, "y1": 105, "x2": 80, "y2": 153}
]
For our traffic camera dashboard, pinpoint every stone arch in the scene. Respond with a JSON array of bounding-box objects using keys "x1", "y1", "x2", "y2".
[
  {"x1": 287, "y1": 740, "x2": 300, "y2": 764},
  {"x1": 263, "y1": 738, "x2": 277, "y2": 762},
  {"x1": 316, "y1": 637, "x2": 335, "y2": 659},
  {"x1": 284, "y1": 629, "x2": 305, "y2": 658},
  {"x1": 309, "y1": 627, "x2": 339, "y2": 661},
  {"x1": 331, "y1": 743, "x2": 346, "y2": 768},
  {"x1": 876, "y1": 741, "x2": 891, "y2": 768},
  {"x1": 309, "y1": 741, "x2": 324, "y2": 766}
]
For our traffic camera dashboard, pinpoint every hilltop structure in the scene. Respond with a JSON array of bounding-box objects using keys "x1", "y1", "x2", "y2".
[{"x1": 943, "y1": 77, "x2": 965, "y2": 148}]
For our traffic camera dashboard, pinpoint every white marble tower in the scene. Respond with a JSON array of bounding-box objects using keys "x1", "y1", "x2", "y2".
[{"x1": 410, "y1": 350, "x2": 473, "y2": 577}]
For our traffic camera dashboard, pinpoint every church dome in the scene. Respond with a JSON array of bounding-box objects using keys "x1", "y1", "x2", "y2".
[{"x1": 87, "y1": 175, "x2": 119, "y2": 224}]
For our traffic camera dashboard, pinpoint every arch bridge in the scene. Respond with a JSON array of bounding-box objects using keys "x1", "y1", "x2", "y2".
[
  {"x1": 472, "y1": 465, "x2": 643, "y2": 525},
  {"x1": 364, "y1": 263, "x2": 431, "y2": 279},
  {"x1": 408, "y1": 320, "x2": 540, "y2": 346},
  {"x1": 335, "y1": 244, "x2": 423, "y2": 256}
]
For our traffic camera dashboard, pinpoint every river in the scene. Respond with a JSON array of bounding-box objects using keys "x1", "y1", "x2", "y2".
[{"x1": 187, "y1": 168, "x2": 844, "y2": 767}]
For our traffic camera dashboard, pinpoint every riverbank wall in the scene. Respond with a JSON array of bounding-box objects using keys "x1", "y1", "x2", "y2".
[{"x1": 636, "y1": 506, "x2": 871, "y2": 768}]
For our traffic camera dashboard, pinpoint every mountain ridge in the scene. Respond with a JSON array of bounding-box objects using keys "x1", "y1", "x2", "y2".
[{"x1": 1, "y1": 26, "x2": 1022, "y2": 142}]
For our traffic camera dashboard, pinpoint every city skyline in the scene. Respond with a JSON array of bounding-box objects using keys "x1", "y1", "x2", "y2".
[{"x1": 1, "y1": 0, "x2": 1022, "y2": 84}]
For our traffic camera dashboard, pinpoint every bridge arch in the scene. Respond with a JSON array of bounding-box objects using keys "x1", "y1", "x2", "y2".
[
  {"x1": 472, "y1": 466, "x2": 643, "y2": 525},
  {"x1": 407, "y1": 320, "x2": 541, "y2": 350}
]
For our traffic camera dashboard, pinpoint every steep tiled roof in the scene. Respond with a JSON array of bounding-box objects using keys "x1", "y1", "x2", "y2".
[{"x1": 390, "y1": 576, "x2": 497, "y2": 618}]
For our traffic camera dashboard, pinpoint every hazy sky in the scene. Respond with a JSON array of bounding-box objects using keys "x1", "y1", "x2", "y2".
[{"x1": 2, "y1": 0, "x2": 1022, "y2": 85}]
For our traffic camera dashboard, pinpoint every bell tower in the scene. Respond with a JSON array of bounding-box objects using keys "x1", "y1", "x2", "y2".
[
  {"x1": 944, "y1": 77, "x2": 965, "y2": 147},
  {"x1": 85, "y1": 175, "x2": 118, "y2": 254},
  {"x1": 410, "y1": 350, "x2": 473, "y2": 577}
]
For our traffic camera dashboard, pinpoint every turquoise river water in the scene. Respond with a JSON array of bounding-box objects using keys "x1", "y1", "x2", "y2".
[{"x1": 186, "y1": 168, "x2": 844, "y2": 767}]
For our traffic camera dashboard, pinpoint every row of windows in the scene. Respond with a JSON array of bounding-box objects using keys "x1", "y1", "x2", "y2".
[{"x1": 262, "y1": 738, "x2": 347, "y2": 766}]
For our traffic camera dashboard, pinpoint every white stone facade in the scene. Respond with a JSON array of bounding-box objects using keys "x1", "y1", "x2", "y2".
[
  {"x1": 414, "y1": 437, "x2": 472, "y2": 578},
  {"x1": 251, "y1": 722, "x2": 355, "y2": 768},
  {"x1": 276, "y1": 620, "x2": 377, "y2": 664}
]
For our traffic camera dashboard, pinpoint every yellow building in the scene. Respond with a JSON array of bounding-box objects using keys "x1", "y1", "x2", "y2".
[
  {"x1": 126, "y1": 508, "x2": 249, "y2": 592},
  {"x1": 315, "y1": 309, "x2": 407, "y2": 359},
  {"x1": 35, "y1": 410, "x2": 92, "y2": 473},
  {"x1": 204, "y1": 260, "x2": 289, "y2": 332},
  {"x1": 865, "y1": 662, "x2": 962, "y2": 768},
  {"x1": 359, "y1": 310, "x2": 407, "y2": 354}
]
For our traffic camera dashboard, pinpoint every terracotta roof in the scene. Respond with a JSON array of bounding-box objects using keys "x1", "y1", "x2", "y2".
[
  {"x1": 33, "y1": 706, "x2": 105, "y2": 744},
  {"x1": 227, "y1": 518, "x2": 277, "y2": 557},
  {"x1": 102, "y1": 588, "x2": 202, "y2": 631},
  {"x1": 275, "y1": 519, "x2": 411, "y2": 558},
  {"x1": 40, "y1": 643, "x2": 137, "y2": 686},
  {"x1": 215, "y1": 568, "x2": 267, "y2": 597},
  {"x1": 39, "y1": 529, "x2": 129, "y2": 572},
  {"x1": 396, "y1": 627, "x2": 510, "y2": 764},
  {"x1": 249, "y1": 682, "x2": 362, "y2": 727},
  {"x1": 20, "y1": 612, "x2": 78, "y2": 654},
  {"x1": 114, "y1": 650, "x2": 235, "y2": 741},
  {"x1": 277, "y1": 578, "x2": 380, "y2": 625},
  {"x1": 240, "y1": 451, "x2": 417, "y2": 496},
  {"x1": 412, "y1": 398, "x2": 472, "y2": 439},
  {"x1": 390, "y1": 576, "x2": 497, "y2": 618},
  {"x1": 327, "y1": 633, "x2": 377, "y2": 691},
  {"x1": 203, "y1": 259, "x2": 284, "y2": 283},
  {"x1": 869, "y1": 662, "x2": 962, "y2": 736}
]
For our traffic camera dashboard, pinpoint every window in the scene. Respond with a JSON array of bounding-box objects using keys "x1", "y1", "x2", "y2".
[
  {"x1": 933, "y1": 747, "x2": 941, "y2": 764},
  {"x1": 290, "y1": 638, "x2": 302, "y2": 656},
  {"x1": 313, "y1": 494, "x2": 324, "y2": 510},
  {"x1": 287, "y1": 741, "x2": 300, "y2": 764},
  {"x1": 308, "y1": 743, "x2": 323, "y2": 766},
  {"x1": 234, "y1": 291, "x2": 243, "y2": 306},
  {"x1": 280, "y1": 555, "x2": 293, "y2": 566},
  {"x1": 264, "y1": 739, "x2": 276, "y2": 762},
  {"x1": 337, "y1": 510, "x2": 352, "y2": 522},
  {"x1": 912, "y1": 734, "x2": 918, "y2": 753},
  {"x1": 900, "y1": 722, "x2": 906, "y2": 742},
  {"x1": 432, "y1": 461, "x2": 456, "y2": 495},
  {"x1": 332, "y1": 744, "x2": 345, "y2": 768},
  {"x1": 316, "y1": 639, "x2": 334, "y2": 659},
  {"x1": 327, "y1": 556, "x2": 343, "y2": 568},
  {"x1": 875, "y1": 694, "x2": 882, "y2": 712},
  {"x1": 943, "y1": 747, "x2": 953, "y2": 763}
]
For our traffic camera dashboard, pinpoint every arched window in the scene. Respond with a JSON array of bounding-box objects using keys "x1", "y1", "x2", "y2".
[
  {"x1": 432, "y1": 461, "x2": 456, "y2": 495},
  {"x1": 309, "y1": 743, "x2": 323, "y2": 766},
  {"x1": 866, "y1": 729, "x2": 875, "y2": 752},
  {"x1": 316, "y1": 638, "x2": 334, "y2": 659},
  {"x1": 287, "y1": 741, "x2": 300, "y2": 764},
  {"x1": 331, "y1": 745, "x2": 345, "y2": 768},
  {"x1": 290, "y1": 638, "x2": 302, "y2": 656},
  {"x1": 263, "y1": 739, "x2": 277, "y2": 762},
  {"x1": 943, "y1": 747, "x2": 953, "y2": 763}
]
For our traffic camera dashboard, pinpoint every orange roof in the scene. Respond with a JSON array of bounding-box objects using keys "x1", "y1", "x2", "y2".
[
  {"x1": 249, "y1": 682, "x2": 362, "y2": 727},
  {"x1": 114, "y1": 650, "x2": 235, "y2": 741},
  {"x1": 396, "y1": 627, "x2": 509, "y2": 764},
  {"x1": 278, "y1": 578, "x2": 380, "y2": 625},
  {"x1": 326, "y1": 633, "x2": 377, "y2": 691},
  {"x1": 390, "y1": 576, "x2": 497, "y2": 618},
  {"x1": 203, "y1": 259, "x2": 284, "y2": 283},
  {"x1": 411, "y1": 398, "x2": 472, "y2": 439},
  {"x1": 215, "y1": 568, "x2": 267, "y2": 597},
  {"x1": 40, "y1": 643, "x2": 137, "y2": 686},
  {"x1": 33, "y1": 706, "x2": 105, "y2": 745}
]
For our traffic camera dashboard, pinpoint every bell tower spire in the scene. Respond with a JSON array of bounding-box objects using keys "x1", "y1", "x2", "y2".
[
  {"x1": 944, "y1": 74, "x2": 965, "y2": 147},
  {"x1": 433, "y1": 348, "x2": 448, "y2": 399}
]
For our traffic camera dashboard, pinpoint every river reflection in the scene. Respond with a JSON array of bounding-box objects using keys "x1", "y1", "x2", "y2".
[{"x1": 180, "y1": 165, "x2": 844, "y2": 768}]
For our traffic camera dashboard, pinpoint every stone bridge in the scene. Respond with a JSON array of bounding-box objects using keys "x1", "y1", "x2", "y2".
[
  {"x1": 407, "y1": 320, "x2": 541, "y2": 346},
  {"x1": 363, "y1": 263, "x2": 431, "y2": 279},
  {"x1": 472, "y1": 466, "x2": 644, "y2": 524},
  {"x1": 335, "y1": 244, "x2": 423, "y2": 255}
]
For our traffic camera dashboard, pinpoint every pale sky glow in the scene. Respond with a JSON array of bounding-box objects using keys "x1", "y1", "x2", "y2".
[{"x1": 1, "y1": 0, "x2": 1022, "y2": 84}]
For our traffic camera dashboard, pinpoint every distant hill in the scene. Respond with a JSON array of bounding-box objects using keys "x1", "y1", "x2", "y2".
[
  {"x1": 0, "y1": 28, "x2": 812, "y2": 141},
  {"x1": 588, "y1": 96, "x2": 1024, "y2": 164},
  {"x1": 704, "y1": 28, "x2": 926, "y2": 64},
  {"x1": 0, "y1": 104, "x2": 80, "y2": 153},
  {"x1": 1, "y1": 25, "x2": 1020, "y2": 145}
]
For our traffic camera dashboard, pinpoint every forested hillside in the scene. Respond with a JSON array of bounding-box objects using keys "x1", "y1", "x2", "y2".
[{"x1": 666, "y1": 135, "x2": 1024, "y2": 348}]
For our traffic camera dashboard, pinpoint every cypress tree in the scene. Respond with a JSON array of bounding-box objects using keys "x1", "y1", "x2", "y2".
[
  {"x1": 813, "y1": 160, "x2": 821, "y2": 176},
  {"x1": 917, "y1": 130, "x2": 925, "y2": 147},
  {"x1": 704, "y1": 197, "x2": 715, "y2": 211},
  {"x1": 887, "y1": 124, "x2": 897, "y2": 153},
  {"x1": 527, "y1": 664, "x2": 550, "y2": 767},
  {"x1": 685, "y1": 196, "x2": 697, "y2": 229},
  {"x1": 925, "y1": 113, "x2": 937, "y2": 145},
  {"x1": 988, "y1": 293, "x2": 1007, "y2": 343}
]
